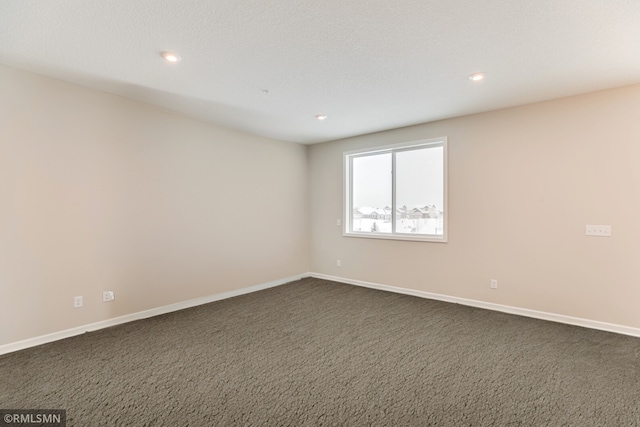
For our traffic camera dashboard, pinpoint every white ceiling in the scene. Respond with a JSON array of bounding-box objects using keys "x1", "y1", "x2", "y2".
[{"x1": 1, "y1": 1, "x2": 640, "y2": 144}]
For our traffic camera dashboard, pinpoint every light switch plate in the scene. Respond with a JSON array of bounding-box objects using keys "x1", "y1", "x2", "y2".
[{"x1": 586, "y1": 225, "x2": 611, "y2": 237}]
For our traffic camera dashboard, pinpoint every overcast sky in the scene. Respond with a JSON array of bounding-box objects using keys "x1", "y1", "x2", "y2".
[{"x1": 352, "y1": 147, "x2": 443, "y2": 209}]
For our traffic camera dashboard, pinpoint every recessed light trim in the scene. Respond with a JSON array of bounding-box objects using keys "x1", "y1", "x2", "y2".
[
  {"x1": 161, "y1": 51, "x2": 181, "y2": 63},
  {"x1": 316, "y1": 115, "x2": 328, "y2": 120},
  {"x1": 469, "y1": 72, "x2": 486, "y2": 82}
]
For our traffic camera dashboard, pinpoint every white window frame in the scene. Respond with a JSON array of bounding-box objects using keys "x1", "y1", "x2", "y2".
[{"x1": 343, "y1": 137, "x2": 448, "y2": 243}]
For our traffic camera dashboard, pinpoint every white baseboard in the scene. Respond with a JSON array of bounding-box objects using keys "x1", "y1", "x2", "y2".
[
  {"x1": 4, "y1": 271, "x2": 637, "y2": 356},
  {"x1": 0, "y1": 273, "x2": 311, "y2": 356},
  {"x1": 309, "y1": 272, "x2": 640, "y2": 338}
]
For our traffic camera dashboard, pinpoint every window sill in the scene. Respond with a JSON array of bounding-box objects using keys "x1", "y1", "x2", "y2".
[{"x1": 343, "y1": 231, "x2": 448, "y2": 243}]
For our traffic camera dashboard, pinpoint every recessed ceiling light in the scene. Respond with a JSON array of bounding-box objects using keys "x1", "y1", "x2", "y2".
[
  {"x1": 316, "y1": 115, "x2": 328, "y2": 120},
  {"x1": 160, "y1": 51, "x2": 181, "y2": 63},
  {"x1": 469, "y1": 72, "x2": 486, "y2": 82}
]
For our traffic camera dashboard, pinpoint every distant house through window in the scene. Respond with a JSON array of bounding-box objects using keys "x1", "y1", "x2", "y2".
[{"x1": 344, "y1": 137, "x2": 447, "y2": 242}]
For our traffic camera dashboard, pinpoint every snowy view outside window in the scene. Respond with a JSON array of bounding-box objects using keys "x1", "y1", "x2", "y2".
[{"x1": 345, "y1": 138, "x2": 447, "y2": 242}]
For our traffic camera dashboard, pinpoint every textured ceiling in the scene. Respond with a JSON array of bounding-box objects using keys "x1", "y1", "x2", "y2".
[{"x1": 1, "y1": 0, "x2": 640, "y2": 144}]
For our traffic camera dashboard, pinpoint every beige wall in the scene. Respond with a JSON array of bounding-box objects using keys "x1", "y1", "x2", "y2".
[
  {"x1": 3, "y1": 63, "x2": 640, "y2": 347},
  {"x1": 309, "y1": 84, "x2": 640, "y2": 328},
  {"x1": 0, "y1": 65, "x2": 309, "y2": 345}
]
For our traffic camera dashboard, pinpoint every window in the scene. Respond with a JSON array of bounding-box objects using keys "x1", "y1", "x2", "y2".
[{"x1": 344, "y1": 137, "x2": 447, "y2": 242}]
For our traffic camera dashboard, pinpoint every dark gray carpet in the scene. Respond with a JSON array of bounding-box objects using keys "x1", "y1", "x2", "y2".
[{"x1": 1, "y1": 277, "x2": 639, "y2": 426}]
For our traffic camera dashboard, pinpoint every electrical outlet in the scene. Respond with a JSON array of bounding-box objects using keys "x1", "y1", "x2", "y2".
[
  {"x1": 337, "y1": 260, "x2": 341, "y2": 267},
  {"x1": 337, "y1": 219, "x2": 341, "y2": 226},
  {"x1": 102, "y1": 291, "x2": 115, "y2": 302},
  {"x1": 490, "y1": 279, "x2": 498, "y2": 289},
  {"x1": 74, "y1": 296, "x2": 83, "y2": 308}
]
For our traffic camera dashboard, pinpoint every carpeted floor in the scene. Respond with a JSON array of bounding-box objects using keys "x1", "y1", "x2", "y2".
[{"x1": 1, "y1": 277, "x2": 639, "y2": 426}]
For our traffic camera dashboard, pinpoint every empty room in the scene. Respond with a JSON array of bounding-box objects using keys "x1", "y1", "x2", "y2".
[{"x1": 1, "y1": 1, "x2": 640, "y2": 426}]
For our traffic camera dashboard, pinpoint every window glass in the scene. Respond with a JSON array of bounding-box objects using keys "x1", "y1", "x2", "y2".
[{"x1": 352, "y1": 153, "x2": 391, "y2": 233}]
